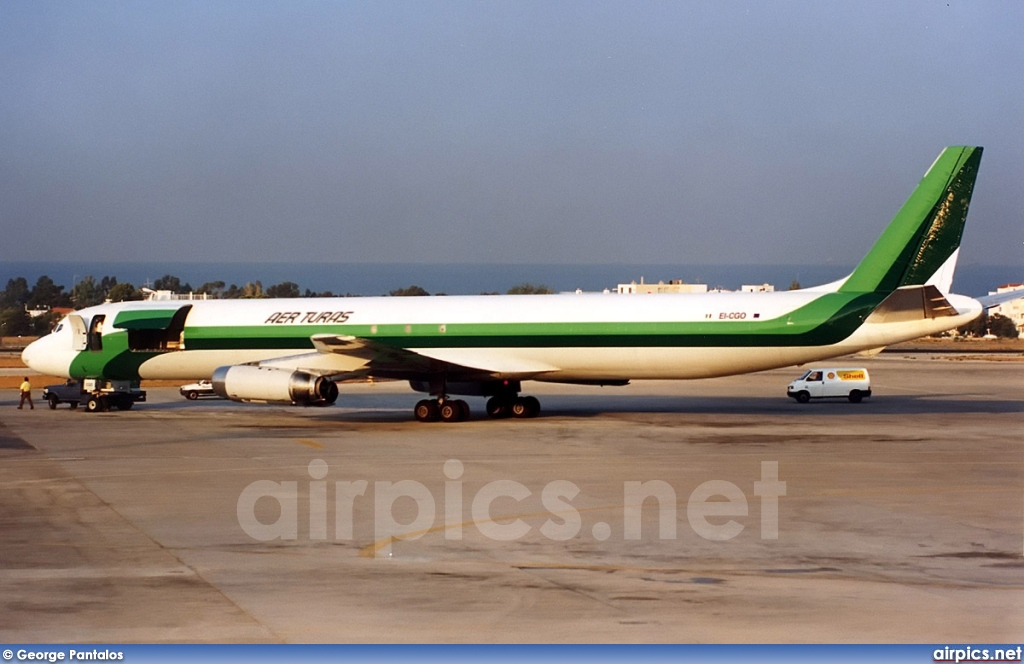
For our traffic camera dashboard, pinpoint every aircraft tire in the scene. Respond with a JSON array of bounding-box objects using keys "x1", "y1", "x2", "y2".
[
  {"x1": 486, "y1": 397, "x2": 511, "y2": 419},
  {"x1": 511, "y1": 397, "x2": 539, "y2": 419},
  {"x1": 439, "y1": 400, "x2": 462, "y2": 423},
  {"x1": 414, "y1": 399, "x2": 440, "y2": 422}
]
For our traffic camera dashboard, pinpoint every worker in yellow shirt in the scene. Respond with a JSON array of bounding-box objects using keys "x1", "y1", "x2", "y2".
[{"x1": 18, "y1": 376, "x2": 34, "y2": 410}]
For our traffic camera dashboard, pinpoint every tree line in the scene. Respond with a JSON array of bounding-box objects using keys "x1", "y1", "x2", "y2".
[
  {"x1": 0, "y1": 274, "x2": 554, "y2": 336},
  {"x1": 2, "y1": 272, "x2": 1016, "y2": 339},
  {"x1": 956, "y1": 309, "x2": 1019, "y2": 339}
]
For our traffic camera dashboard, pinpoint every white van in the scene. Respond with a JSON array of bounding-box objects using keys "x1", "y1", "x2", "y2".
[{"x1": 787, "y1": 368, "x2": 871, "y2": 403}]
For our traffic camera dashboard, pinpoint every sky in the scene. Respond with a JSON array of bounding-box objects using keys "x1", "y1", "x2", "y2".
[{"x1": 1, "y1": 1, "x2": 1022, "y2": 268}]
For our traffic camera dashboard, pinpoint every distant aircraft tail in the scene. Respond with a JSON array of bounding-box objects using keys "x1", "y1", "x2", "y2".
[{"x1": 839, "y1": 146, "x2": 982, "y2": 296}]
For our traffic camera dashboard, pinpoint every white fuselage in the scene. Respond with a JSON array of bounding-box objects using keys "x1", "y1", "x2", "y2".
[{"x1": 22, "y1": 291, "x2": 983, "y2": 383}]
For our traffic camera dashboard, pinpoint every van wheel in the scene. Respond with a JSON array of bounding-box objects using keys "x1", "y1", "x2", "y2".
[
  {"x1": 796, "y1": 391, "x2": 810, "y2": 404},
  {"x1": 848, "y1": 390, "x2": 863, "y2": 403},
  {"x1": 186, "y1": 390, "x2": 199, "y2": 400}
]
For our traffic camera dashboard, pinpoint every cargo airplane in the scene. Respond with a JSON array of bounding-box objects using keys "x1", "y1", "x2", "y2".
[{"x1": 22, "y1": 146, "x2": 1005, "y2": 422}]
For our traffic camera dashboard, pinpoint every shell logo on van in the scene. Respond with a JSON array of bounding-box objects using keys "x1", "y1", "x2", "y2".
[{"x1": 837, "y1": 370, "x2": 866, "y2": 381}]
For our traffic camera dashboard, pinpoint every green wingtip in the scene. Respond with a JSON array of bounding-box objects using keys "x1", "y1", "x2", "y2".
[{"x1": 840, "y1": 146, "x2": 982, "y2": 294}]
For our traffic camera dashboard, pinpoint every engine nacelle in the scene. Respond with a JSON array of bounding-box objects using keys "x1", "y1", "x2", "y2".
[{"x1": 211, "y1": 365, "x2": 339, "y2": 405}]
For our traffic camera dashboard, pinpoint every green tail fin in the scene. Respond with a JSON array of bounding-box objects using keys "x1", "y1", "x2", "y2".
[{"x1": 839, "y1": 146, "x2": 982, "y2": 294}]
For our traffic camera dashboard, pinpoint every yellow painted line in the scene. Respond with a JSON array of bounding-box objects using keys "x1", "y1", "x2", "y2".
[
  {"x1": 296, "y1": 439, "x2": 325, "y2": 449},
  {"x1": 358, "y1": 485, "x2": 1021, "y2": 558},
  {"x1": 359, "y1": 503, "x2": 620, "y2": 558}
]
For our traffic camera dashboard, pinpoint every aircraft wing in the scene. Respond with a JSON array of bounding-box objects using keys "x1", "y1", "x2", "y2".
[
  {"x1": 309, "y1": 334, "x2": 555, "y2": 381},
  {"x1": 310, "y1": 334, "x2": 432, "y2": 366}
]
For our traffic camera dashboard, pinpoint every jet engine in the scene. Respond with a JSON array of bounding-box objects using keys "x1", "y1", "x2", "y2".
[{"x1": 211, "y1": 365, "x2": 339, "y2": 405}]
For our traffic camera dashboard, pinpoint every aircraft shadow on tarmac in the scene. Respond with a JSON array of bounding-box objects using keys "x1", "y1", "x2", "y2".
[
  {"x1": 293, "y1": 393, "x2": 1024, "y2": 422},
  {"x1": 5, "y1": 393, "x2": 1019, "y2": 423}
]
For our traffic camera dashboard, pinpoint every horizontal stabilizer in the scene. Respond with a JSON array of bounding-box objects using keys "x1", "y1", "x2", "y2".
[
  {"x1": 865, "y1": 285, "x2": 958, "y2": 324},
  {"x1": 977, "y1": 289, "x2": 1024, "y2": 309}
]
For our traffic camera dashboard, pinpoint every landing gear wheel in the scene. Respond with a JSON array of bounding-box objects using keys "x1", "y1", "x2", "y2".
[
  {"x1": 436, "y1": 399, "x2": 470, "y2": 422},
  {"x1": 486, "y1": 397, "x2": 510, "y2": 419},
  {"x1": 796, "y1": 391, "x2": 810, "y2": 404},
  {"x1": 48, "y1": 395, "x2": 59, "y2": 410},
  {"x1": 511, "y1": 396, "x2": 539, "y2": 418},
  {"x1": 439, "y1": 400, "x2": 461, "y2": 422},
  {"x1": 414, "y1": 399, "x2": 439, "y2": 422}
]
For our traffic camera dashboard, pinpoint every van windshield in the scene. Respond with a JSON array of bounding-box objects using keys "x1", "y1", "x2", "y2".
[{"x1": 797, "y1": 370, "x2": 812, "y2": 380}]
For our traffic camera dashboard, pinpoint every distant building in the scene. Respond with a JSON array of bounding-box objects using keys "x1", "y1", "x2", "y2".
[
  {"x1": 617, "y1": 278, "x2": 708, "y2": 294},
  {"x1": 987, "y1": 283, "x2": 1024, "y2": 334},
  {"x1": 616, "y1": 278, "x2": 776, "y2": 294},
  {"x1": 141, "y1": 288, "x2": 210, "y2": 301},
  {"x1": 25, "y1": 305, "x2": 74, "y2": 319}
]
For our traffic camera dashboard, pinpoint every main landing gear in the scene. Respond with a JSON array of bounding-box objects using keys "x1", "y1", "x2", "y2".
[
  {"x1": 485, "y1": 395, "x2": 540, "y2": 419},
  {"x1": 414, "y1": 398, "x2": 470, "y2": 423},
  {"x1": 410, "y1": 378, "x2": 540, "y2": 423},
  {"x1": 412, "y1": 394, "x2": 541, "y2": 422}
]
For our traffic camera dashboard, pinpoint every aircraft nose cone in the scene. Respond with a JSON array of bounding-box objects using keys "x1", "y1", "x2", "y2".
[
  {"x1": 21, "y1": 336, "x2": 61, "y2": 376},
  {"x1": 21, "y1": 340, "x2": 38, "y2": 370}
]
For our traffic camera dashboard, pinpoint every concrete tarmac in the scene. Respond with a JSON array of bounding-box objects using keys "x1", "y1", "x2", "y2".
[{"x1": 1, "y1": 355, "x2": 1021, "y2": 643}]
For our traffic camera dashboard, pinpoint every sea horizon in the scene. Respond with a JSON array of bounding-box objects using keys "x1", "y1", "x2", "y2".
[{"x1": 1, "y1": 261, "x2": 1019, "y2": 299}]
